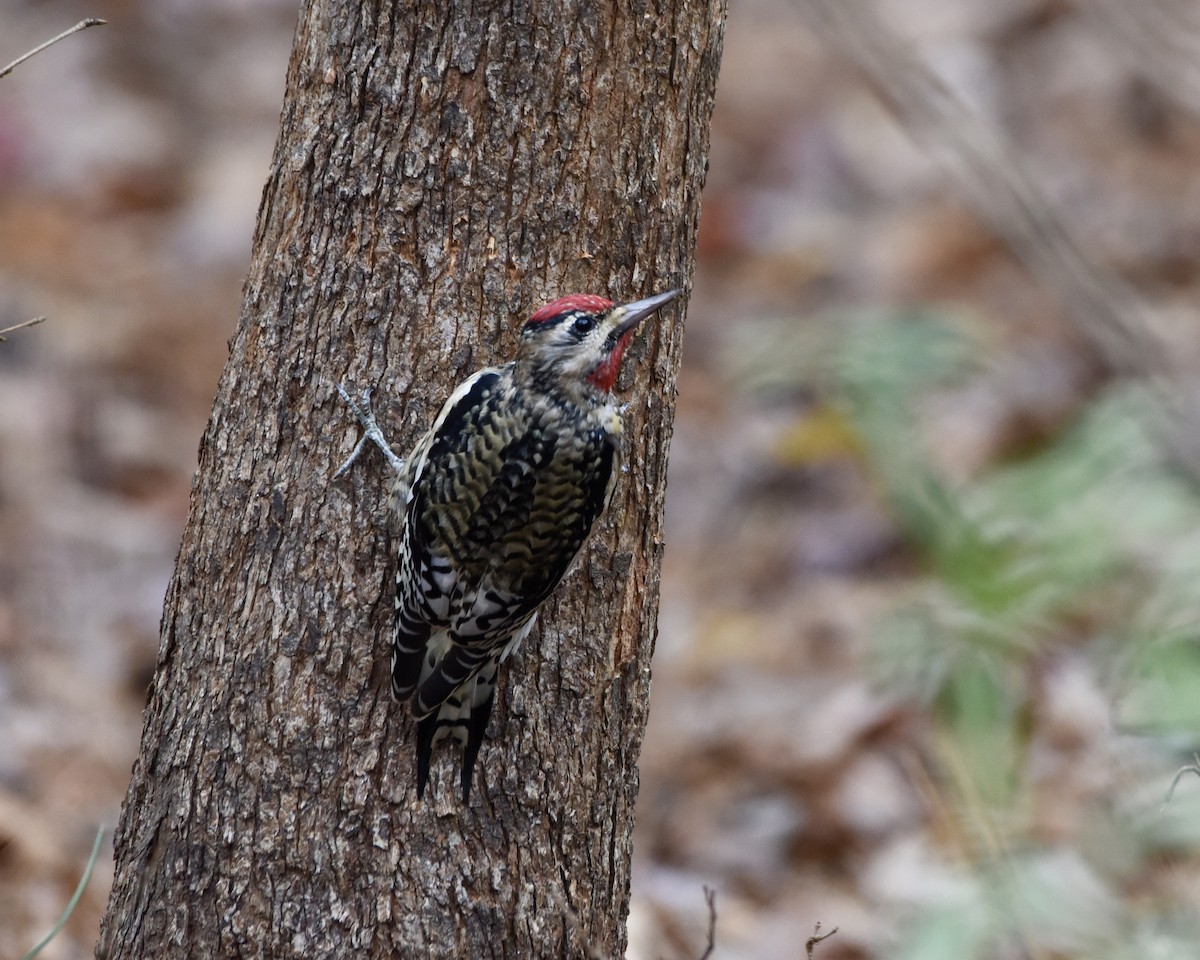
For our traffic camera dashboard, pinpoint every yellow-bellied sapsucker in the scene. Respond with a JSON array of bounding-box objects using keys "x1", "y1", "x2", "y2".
[{"x1": 336, "y1": 288, "x2": 680, "y2": 801}]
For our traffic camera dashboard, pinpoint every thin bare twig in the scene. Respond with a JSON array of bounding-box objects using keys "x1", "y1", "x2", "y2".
[
  {"x1": 0, "y1": 316, "x2": 46, "y2": 343},
  {"x1": 806, "y1": 921, "x2": 838, "y2": 959},
  {"x1": 1162, "y1": 753, "x2": 1200, "y2": 810},
  {"x1": 0, "y1": 19, "x2": 107, "y2": 80},
  {"x1": 21, "y1": 826, "x2": 105, "y2": 960},
  {"x1": 696, "y1": 886, "x2": 717, "y2": 960}
]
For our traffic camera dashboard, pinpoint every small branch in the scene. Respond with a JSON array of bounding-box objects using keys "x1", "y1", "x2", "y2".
[
  {"x1": 21, "y1": 826, "x2": 105, "y2": 960},
  {"x1": 1162, "y1": 753, "x2": 1200, "y2": 809},
  {"x1": 0, "y1": 19, "x2": 107, "y2": 80},
  {"x1": 695, "y1": 886, "x2": 717, "y2": 960},
  {"x1": 806, "y1": 922, "x2": 838, "y2": 959},
  {"x1": 0, "y1": 316, "x2": 46, "y2": 343}
]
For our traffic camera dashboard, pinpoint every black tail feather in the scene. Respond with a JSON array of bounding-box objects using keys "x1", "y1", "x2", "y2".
[
  {"x1": 415, "y1": 712, "x2": 439, "y2": 799},
  {"x1": 411, "y1": 657, "x2": 501, "y2": 802},
  {"x1": 460, "y1": 687, "x2": 496, "y2": 802}
]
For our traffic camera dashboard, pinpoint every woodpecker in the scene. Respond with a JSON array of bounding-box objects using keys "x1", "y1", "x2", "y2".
[{"x1": 335, "y1": 288, "x2": 681, "y2": 802}]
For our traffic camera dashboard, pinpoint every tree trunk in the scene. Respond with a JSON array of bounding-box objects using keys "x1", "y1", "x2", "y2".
[{"x1": 96, "y1": 2, "x2": 724, "y2": 958}]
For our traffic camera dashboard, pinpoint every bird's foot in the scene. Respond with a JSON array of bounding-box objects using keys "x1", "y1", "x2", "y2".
[{"x1": 333, "y1": 383, "x2": 406, "y2": 478}]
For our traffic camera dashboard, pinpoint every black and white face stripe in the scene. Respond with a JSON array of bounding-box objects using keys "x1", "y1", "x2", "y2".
[{"x1": 523, "y1": 308, "x2": 605, "y2": 340}]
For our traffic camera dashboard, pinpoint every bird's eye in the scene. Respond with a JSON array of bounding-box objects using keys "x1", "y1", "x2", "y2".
[{"x1": 572, "y1": 315, "x2": 595, "y2": 335}]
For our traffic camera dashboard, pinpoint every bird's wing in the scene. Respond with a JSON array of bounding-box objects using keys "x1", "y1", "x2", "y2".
[{"x1": 390, "y1": 366, "x2": 507, "y2": 699}]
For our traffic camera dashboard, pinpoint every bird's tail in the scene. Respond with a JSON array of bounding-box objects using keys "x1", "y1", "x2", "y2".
[
  {"x1": 415, "y1": 655, "x2": 500, "y2": 802},
  {"x1": 406, "y1": 617, "x2": 537, "y2": 801}
]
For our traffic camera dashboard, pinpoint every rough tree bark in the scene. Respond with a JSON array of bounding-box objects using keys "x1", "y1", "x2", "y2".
[{"x1": 96, "y1": 2, "x2": 724, "y2": 958}]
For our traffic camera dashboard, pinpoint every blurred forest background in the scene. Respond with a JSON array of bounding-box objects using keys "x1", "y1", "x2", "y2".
[{"x1": 5, "y1": 1, "x2": 1200, "y2": 958}]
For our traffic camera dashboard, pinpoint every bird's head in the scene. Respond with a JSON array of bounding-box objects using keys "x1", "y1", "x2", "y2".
[{"x1": 514, "y1": 288, "x2": 681, "y2": 399}]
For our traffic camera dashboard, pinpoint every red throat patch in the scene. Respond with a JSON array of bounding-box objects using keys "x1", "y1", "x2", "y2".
[
  {"x1": 586, "y1": 330, "x2": 634, "y2": 392},
  {"x1": 527, "y1": 294, "x2": 613, "y2": 325}
]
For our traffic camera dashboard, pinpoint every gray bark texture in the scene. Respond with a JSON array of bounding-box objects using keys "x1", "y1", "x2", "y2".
[{"x1": 96, "y1": 2, "x2": 725, "y2": 958}]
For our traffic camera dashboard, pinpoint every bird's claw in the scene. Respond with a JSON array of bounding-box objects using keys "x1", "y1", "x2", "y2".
[
  {"x1": 337, "y1": 384, "x2": 374, "y2": 424},
  {"x1": 333, "y1": 381, "x2": 405, "y2": 478}
]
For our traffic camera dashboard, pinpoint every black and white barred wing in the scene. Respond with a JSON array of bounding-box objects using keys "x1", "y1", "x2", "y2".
[
  {"x1": 388, "y1": 367, "x2": 507, "y2": 703},
  {"x1": 387, "y1": 366, "x2": 621, "y2": 798}
]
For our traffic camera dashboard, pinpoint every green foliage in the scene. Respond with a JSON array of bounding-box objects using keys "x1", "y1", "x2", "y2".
[{"x1": 734, "y1": 307, "x2": 1200, "y2": 958}]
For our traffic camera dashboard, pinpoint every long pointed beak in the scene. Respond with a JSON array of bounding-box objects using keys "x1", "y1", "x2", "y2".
[{"x1": 609, "y1": 288, "x2": 682, "y2": 337}]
